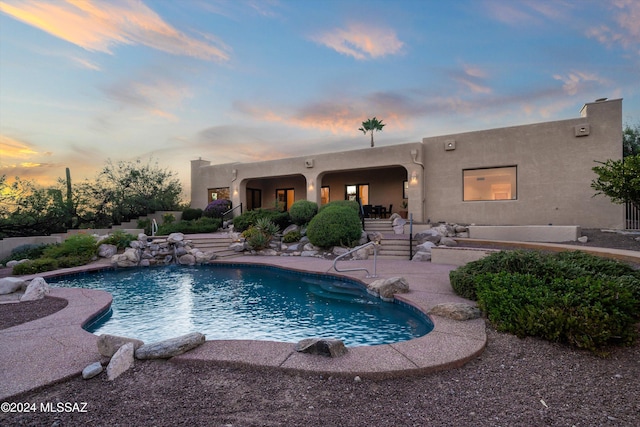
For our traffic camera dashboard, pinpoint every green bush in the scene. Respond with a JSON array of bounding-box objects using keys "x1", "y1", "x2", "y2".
[
  {"x1": 450, "y1": 249, "x2": 640, "y2": 353},
  {"x1": 100, "y1": 230, "x2": 136, "y2": 249},
  {"x1": 12, "y1": 258, "x2": 59, "y2": 275},
  {"x1": 43, "y1": 234, "x2": 97, "y2": 259},
  {"x1": 243, "y1": 226, "x2": 271, "y2": 250},
  {"x1": 476, "y1": 272, "x2": 638, "y2": 352},
  {"x1": 181, "y1": 208, "x2": 203, "y2": 221},
  {"x1": 306, "y1": 205, "x2": 362, "y2": 248},
  {"x1": 283, "y1": 230, "x2": 302, "y2": 243},
  {"x1": 162, "y1": 213, "x2": 175, "y2": 224},
  {"x1": 1, "y1": 243, "x2": 50, "y2": 265},
  {"x1": 156, "y1": 217, "x2": 221, "y2": 235},
  {"x1": 289, "y1": 200, "x2": 318, "y2": 225},
  {"x1": 137, "y1": 218, "x2": 152, "y2": 235},
  {"x1": 232, "y1": 209, "x2": 291, "y2": 233},
  {"x1": 318, "y1": 200, "x2": 360, "y2": 214}
]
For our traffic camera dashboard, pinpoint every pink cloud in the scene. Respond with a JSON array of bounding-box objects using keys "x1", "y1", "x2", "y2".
[
  {"x1": 311, "y1": 22, "x2": 403, "y2": 60},
  {"x1": 0, "y1": 0, "x2": 230, "y2": 61}
]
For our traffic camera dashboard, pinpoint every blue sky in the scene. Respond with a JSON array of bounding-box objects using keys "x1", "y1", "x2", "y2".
[{"x1": 1, "y1": 0, "x2": 639, "y2": 201}]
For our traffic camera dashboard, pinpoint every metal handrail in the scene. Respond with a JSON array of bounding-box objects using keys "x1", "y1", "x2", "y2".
[
  {"x1": 151, "y1": 218, "x2": 158, "y2": 237},
  {"x1": 332, "y1": 241, "x2": 379, "y2": 278},
  {"x1": 222, "y1": 203, "x2": 243, "y2": 220}
]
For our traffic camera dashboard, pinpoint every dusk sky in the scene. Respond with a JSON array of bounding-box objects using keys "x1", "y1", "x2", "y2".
[{"x1": 1, "y1": 0, "x2": 639, "y2": 201}]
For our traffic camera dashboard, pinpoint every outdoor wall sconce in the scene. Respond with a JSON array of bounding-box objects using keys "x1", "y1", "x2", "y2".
[
  {"x1": 233, "y1": 186, "x2": 239, "y2": 196},
  {"x1": 308, "y1": 181, "x2": 314, "y2": 191},
  {"x1": 444, "y1": 140, "x2": 456, "y2": 151},
  {"x1": 410, "y1": 171, "x2": 418, "y2": 185},
  {"x1": 231, "y1": 169, "x2": 237, "y2": 181}
]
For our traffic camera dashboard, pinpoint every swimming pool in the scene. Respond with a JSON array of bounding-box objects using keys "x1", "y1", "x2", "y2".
[{"x1": 49, "y1": 264, "x2": 433, "y2": 346}]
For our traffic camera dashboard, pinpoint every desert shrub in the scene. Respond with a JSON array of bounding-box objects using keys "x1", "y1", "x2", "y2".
[
  {"x1": 451, "y1": 250, "x2": 576, "y2": 300},
  {"x1": 243, "y1": 226, "x2": 271, "y2": 250},
  {"x1": 283, "y1": 230, "x2": 302, "y2": 243},
  {"x1": 203, "y1": 199, "x2": 232, "y2": 219},
  {"x1": 318, "y1": 200, "x2": 360, "y2": 214},
  {"x1": 157, "y1": 217, "x2": 221, "y2": 235},
  {"x1": 100, "y1": 230, "x2": 136, "y2": 249},
  {"x1": 1, "y1": 243, "x2": 50, "y2": 264},
  {"x1": 289, "y1": 200, "x2": 318, "y2": 225},
  {"x1": 181, "y1": 208, "x2": 203, "y2": 221},
  {"x1": 12, "y1": 258, "x2": 59, "y2": 275},
  {"x1": 476, "y1": 272, "x2": 638, "y2": 353},
  {"x1": 306, "y1": 205, "x2": 362, "y2": 248},
  {"x1": 43, "y1": 234, "x2": 97, "y2": 259},
  {"x1": 162, "y1": 213, "x2": 175, "y2": 224},
  {"x1": 233, "y1": 209, "x2": 291, "y2": 233},
  {"x1": 137, "y1": 218, "x2": 152, "y2": 235}
]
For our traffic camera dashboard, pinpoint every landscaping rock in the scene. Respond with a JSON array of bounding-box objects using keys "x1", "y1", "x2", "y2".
[
  {"x1": 195, "y1": 251, "x2": 216, "y2": 264},
  {"x1": 82, "y1": 362, "x2": 103, "y2": 379},
  {"x1": 20, "y1": 277, "x2": 50, "y2": 301},
  {"x1": 107, "y1": 343, "x2": 135, "y2": 381},
  {"x1": 257, "y1": 249, "x2": 278, "y2": 256},
  {"x1": 332, "y1": 247, "x2": 349, "y2": 256},
  {"x1": 429, "y1": 303, "x2": 482, "y2": 321},
  {"x1": 295, "y1": 338, "x2": 348, "y2": 357},
  {"x1": 578, "y1": 236, "x2": 589, "y2": 243},
  {"x1": 135, "y1": 332, "x2": 206, "y2": 359},
  {"x1": 178, "y1": 254, "x2": 196, "y2": 265},
  {"x1": 411, "y1": 252, "x2": 431, "y2": 262},
  {"x1": 300, "y1": 250, "x2": 318, "y2": 257},
  {"x1": 6, "y1": 259, "x2": 28, "y2": 268},
  {"x1": 97, "y1": 334, "x2": 145, "y2": 358},
  {"x1": 367, "y1": 277, "x2": 409, "y2": 301},
  {"x1": 0, "y1": 277, "x2": 27, "y2": 295},
  {"x1": 167, "y1": 233, "x2": 185, "y2": 243},
  {"x1": 439, "y1": 237, "x2": 458, "y2": 246},
  {"x1": 282, "y1": 224, "x2": 299, "y2": 235},
  {"x1": 97, "y1": 244, "x2": 118, "y2": 258},
  {"x1": 229, "y1": 242, "x2": 246, "y2": 252},
  {"x1": 416, "y1": 241, "x2": 437, "y2": 253}
]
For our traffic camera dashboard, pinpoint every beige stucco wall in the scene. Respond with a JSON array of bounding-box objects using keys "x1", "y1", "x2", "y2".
[
  {"x1": 192, "y1": 143, "x2": 424, "y2": 219},
  {"x1": 191, "y1": 99, "x2": 624, "y2": 229},
  {"x1": 421, "y1": 99, "x2": 624, "y2": 228}
]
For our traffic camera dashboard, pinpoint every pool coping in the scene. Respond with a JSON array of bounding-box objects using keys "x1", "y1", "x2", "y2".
[{"x1": 0, "y1": 256, "x2": 486, "y2": 400}]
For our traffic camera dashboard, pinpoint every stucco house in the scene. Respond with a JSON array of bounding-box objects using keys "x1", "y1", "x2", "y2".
[{"x1": 191, "y1": 98, "x2": 624, "y2": 230}]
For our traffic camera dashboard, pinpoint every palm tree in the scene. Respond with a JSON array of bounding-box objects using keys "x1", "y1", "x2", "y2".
[{"x1": 359, "y1": 117, "x2": 385, "y2": 147}]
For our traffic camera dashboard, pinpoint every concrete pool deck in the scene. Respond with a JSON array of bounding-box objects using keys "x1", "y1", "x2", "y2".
[{"x1": 0, "y1": 256, "x2": 486, "y2": 400}]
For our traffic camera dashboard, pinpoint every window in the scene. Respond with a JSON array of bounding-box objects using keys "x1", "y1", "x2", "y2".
[
  {"x1": 345, "y1": 184, "x2": 369, "y2": 205},
  {"x1": 208, "y1": 187, "x2": 230, "y2": 203},
  {"x1": 463, "y1": 166, "x2": 517, "y2": 201},
  {"x1": 321, "y1": 186, "x2": 330, "y2": 205},
  {"x1": 276, "y1": 188, "x2": 295, "y2": 211}
]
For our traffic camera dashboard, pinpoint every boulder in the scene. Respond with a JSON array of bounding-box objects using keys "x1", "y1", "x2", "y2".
[
  {"x1": 332, "y1": 247, "x2": 349, "y2": 256},
  {"x1": 229, "y1": 242, "x2": 246, "y2": 252},
  {"x1": 178, "y1": 254, "x2": 196, "y2": 265},
  {"x1": 82, "y1": 362, "x2": 103, "y2": 379},
  {"x1": 300, "y1": 250, "x2": 318, "y2": 257},
  {"x1": 97, "y1": 244, "x2": 118, "y2": 258},
  {"x1": 257, "y1": 249, "x2": 278, "y2": 256},
  {"x1": 295, "y1": 338, "x2": 348, "y2": 357},
  {"x1": 6, "y1": 259, "x2": 28, "y2": 268},
  {"x1": 367, "y1": 232, "x2": 383, "y2": 243},
  {"x1": 20, "y1": 277, "x2": 50, "y2": 301},
  {"x1": 135, "y1": 332, "x2": 206, "y2": 359},
  {"x1": 429, "y1": 303, "x2": 482, "y2": 321},
  {"x1": 439, "y1": 237, "x2": 458, "y2": 246},
  {"x1": 367, "y1": 277, "x2": 409, "y2": 301},
  {"x1": 577, "y1": 236, "x2": 588, "y2": 243},
  {"x1": 303, "y1": 243, "x2": 320, "y2": 252},
  {"x1": 411, "y1": 252, "x2": 431, "y2": 262},
  {"x1": 106, "y1": 342, "x2": 135, "y2": 380},
  {"x1": 195, "y1": 251, "x2": 216, "y2": 264},
  {"x1": 167, "y1": 233, "x2": 185, "y2": 243},
  {"x1": 137, "y1": 233, "x2": 148, "y2": 241},
  {"x1": 97, "y1": 334, "x2": 145, "y2": 357},
  {"x1": 0, "y1": 277, "x2": 27, "y2": 295},
  {"x1": 416, "y1": 241, "x2": 437, "y2": 253}
]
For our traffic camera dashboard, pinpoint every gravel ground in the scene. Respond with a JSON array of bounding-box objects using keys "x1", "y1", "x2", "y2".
[{"x1": 0, "y1": 228, "x2": 639, "y2": 426}]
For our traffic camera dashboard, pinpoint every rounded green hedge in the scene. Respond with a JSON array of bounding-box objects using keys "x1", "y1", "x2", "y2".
[
  {"x1": 306, "y1": 205, "x2": 362, "y2": 248},
  {"x1": 289, "y1": 200, "x2": 318, "y2": 225}
]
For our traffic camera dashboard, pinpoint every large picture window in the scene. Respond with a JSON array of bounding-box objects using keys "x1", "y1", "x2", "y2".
[{"x1": 463, "y1": 166, "x2": 517, "y2": 201}]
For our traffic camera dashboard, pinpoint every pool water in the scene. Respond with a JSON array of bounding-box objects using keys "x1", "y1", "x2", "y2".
[{"x1": 50, "y1": 264, "x2": 433, "y2": 346}]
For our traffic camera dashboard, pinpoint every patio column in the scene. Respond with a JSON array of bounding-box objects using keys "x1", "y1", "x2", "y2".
[{"x1": 305, "y1": 173, "x2": 321, "y2": 205}]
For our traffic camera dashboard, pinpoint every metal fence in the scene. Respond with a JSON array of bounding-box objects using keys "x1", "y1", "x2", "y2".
[{"x1": 626, "y1": 202, "x2": 640, "y2": 230}]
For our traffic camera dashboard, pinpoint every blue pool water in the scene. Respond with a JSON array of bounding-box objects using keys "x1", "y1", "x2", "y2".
[{"x1": 49, "y1": 264, "x2": 433, "y2": 346}]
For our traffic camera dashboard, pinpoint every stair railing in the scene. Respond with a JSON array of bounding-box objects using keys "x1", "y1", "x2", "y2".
[
  {"x1": 332, "y1": 241, "x2": 379, "y2": 278},
  {"x1": 409, "y1": 213, "x2": 413, "y2": 260},
  {"x1": 222, "y1": 203, "x2": 243, "y2": 221},
  {"x1": 151, "y1": 218, "x2": 158, "y2": 237}
]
